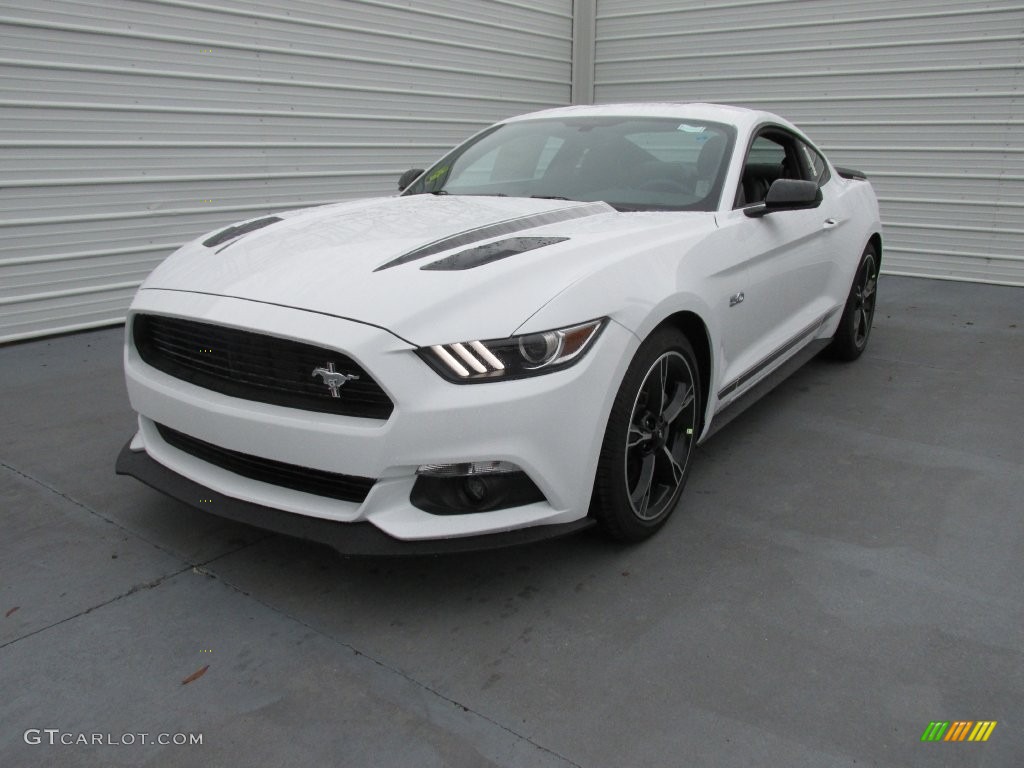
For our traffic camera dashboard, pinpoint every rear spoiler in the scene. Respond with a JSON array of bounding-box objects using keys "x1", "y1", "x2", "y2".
[{"x1": 835, "y1": 166, "x2": 868, "y2": 181}]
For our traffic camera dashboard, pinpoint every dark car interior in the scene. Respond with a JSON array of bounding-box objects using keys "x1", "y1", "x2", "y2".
[{"x1": 735, "y1": 129, "x2": 830, "y2": 208}]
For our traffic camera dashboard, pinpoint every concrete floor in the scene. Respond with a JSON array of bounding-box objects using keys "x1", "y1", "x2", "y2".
[{"x1": 1, "y1": 275, "x2": 1021, "y2": 767}]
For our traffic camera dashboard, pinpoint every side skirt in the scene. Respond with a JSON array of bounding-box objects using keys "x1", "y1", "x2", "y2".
[{"x1": 700, "y1": 337, "x2": 831, "y2": 443}]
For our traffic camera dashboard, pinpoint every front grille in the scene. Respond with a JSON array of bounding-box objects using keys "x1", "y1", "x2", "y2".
[
  {"x1": 133, "y1": 314, "x2": 393, "y2": 419},
  {"x1": 156, "y1": 423, "x2": 375, "y2": 503}
]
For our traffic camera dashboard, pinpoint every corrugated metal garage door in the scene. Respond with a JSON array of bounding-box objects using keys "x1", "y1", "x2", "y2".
[
  {"x1": 593, "y1": 0, "x2": 1024, "y2": 286},
  {"x1": 0, "y1": 0, "x2": 572, "y2": 342}
]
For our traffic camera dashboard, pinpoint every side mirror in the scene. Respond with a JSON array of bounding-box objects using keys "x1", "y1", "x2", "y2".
[
  {"x1": 398, "y1": 168, "x2": 425, "y2": 192},
  {"x1": 744, "y1": 179, "x2": 822, "y2": 218}
]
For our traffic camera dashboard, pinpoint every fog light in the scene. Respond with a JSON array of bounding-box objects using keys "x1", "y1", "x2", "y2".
[
  {"x1": 411, "y1": 465, "x2": 545, "y2": 516},
  {"x1": 463, "y1": 476, "x2": 489, "y2": 503}
]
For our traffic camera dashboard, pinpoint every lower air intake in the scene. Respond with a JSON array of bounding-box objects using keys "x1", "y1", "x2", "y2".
[{"x1": 156, "y1": 423, "x2": 376, "y2": 504}]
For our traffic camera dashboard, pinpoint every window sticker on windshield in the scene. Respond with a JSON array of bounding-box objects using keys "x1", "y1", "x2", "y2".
[
  {"x1": 427, "y1": 166, "x2": 449, "y2": 183},
  {"x1": 677, "y1": 124, "x2": 706, "y2": 133}
]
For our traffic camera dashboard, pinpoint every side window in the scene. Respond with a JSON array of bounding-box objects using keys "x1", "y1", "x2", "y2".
[
  {"x1": 735, "y1": 134, "x2": 787, "y2": 208},
  {"x1": 799, "y1": 140, "x2": 831, "y2": 185},
  {"x1": 748, "y1": 136, "x2": 785, "y2": 166},
  {"x1": 734, "y1": 130, "x2": 820, "y2": 209}
]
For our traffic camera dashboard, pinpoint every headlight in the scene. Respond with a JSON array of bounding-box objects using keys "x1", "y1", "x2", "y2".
[{"x1": 419, "y1": 319, "x2": 606, "y2": 383}]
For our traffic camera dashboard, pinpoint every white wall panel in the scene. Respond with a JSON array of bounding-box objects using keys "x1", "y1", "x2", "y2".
[
  {"x1": 5, "y1": 0, "x2": 1018, "y2": 343},
  {"x1": 594, "y1": 0, "x2": 1024, "y2": 286},
  {"x1": 0, "y1": 0, "x2": 572, "y2": 342}
]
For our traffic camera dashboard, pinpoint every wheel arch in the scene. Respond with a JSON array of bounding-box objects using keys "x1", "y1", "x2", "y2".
[
  {"x1": 868, "y1": 231, "x2": 883, "y2": 268},
  {"x1": 653, "y1": 311, "x2": 712, "y2": 435}
]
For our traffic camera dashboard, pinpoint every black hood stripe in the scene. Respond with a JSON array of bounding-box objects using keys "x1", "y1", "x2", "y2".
[
  {"x1": 203, "y1": 216, "x2": 282, "y2": 248},
  {"x1": 420, "y1": 237, "x2": 569, "y2": 271},
  {"x1": 373, "y1": 201, "x2": 611, "y2": 272}
]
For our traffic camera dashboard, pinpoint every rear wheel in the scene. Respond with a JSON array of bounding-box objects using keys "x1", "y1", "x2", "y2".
[
  {"x1": 592, "y1": 328, "x2": 701, "y2": 541},
  {"x1": 827, "y1": 244, "x2": 879, "y2": 361}
]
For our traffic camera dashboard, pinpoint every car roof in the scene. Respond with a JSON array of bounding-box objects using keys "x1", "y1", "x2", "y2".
[{"x1": 502, "y1": 102, "x2": 798, "y2": 137}]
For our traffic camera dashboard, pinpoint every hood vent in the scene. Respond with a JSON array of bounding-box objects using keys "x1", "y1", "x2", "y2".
[
  {"x1": 374, "y1": 201, "x2": 610, "y2": 271},
  {"x1": 203, "y1": 216, "x2": 283, "y2": 248},
  {"x1": 421, "y1": 237, "x2": 568, "y2": 271},
  {"x1": 156, "y1": 423, "x2": 376, "y2": 503}
]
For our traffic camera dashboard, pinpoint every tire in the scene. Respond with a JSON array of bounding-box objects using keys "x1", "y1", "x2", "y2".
[
  {"x1": 592, "y1": 328, "x2": 701, "y2": 541},
  {"x1": 827, "y1": 243, "x2": 879, "y2": 361}
]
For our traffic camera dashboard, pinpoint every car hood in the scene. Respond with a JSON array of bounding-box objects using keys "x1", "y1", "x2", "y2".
[{"x1": 140, "y1": 194, "x2": 715, "y2": 345}]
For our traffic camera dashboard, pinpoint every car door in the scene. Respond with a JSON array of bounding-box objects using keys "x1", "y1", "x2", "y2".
[{"x1": 711, "y1": 128, "x2": 843, "y2": 408}]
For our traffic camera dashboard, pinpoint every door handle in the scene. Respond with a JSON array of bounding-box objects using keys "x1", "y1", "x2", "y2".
[{"x1": 823, "y1": 218, "x2": 840, "y2": 229}]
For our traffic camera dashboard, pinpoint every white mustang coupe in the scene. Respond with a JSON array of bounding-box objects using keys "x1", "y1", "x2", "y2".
[{"x1": 117, "y1": 103, "x2": 881, "y2": 554}]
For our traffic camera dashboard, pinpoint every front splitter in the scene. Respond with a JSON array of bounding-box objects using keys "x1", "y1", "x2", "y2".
[{"x1": 115, "y1": 440, "x2": 595, "y2": 556}]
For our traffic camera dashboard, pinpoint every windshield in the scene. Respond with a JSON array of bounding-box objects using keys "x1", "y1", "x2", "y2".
[{"x1": 403, "y1": 116, "x2": 736, "y2": 212}]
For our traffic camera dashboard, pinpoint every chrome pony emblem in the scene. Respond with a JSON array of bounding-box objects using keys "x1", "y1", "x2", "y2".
[{"x1": 311, "y1": 362, "x2": 359, "y2": 397}]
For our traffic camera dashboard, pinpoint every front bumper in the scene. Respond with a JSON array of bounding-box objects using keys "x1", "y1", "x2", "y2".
[
  {"x1": 115, "y1": 441, "x2": 595, "y2": 555},
  {"x1": 122, "y1": 289, "x2": 637, "y2": 545}
]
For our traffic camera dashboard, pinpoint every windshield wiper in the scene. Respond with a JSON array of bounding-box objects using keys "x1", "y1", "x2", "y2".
[
  {"x1": 443, "y1": 192, "x2": 508, "y2": 197},
  {"x1": 609, "y1": 202, "x2": 687, "y2": 212},
  {"x1": 530, "y1": 195, "x2": 571, "y2": 201}
]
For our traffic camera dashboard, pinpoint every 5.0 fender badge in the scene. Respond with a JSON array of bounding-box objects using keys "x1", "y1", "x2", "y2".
[{"x1": 312, "y1": 362, "x2": 359, "y2": 397}]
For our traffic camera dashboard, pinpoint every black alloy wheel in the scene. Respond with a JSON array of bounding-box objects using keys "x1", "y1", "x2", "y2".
[
  {"x1": 828, "y1": 243, "x2": 879, "y2": 361},
  {"x1": 593, "y1": 328, "x2": 700, "y2": 541}
]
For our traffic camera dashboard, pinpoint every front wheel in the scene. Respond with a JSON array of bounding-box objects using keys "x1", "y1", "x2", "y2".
[
  {"x1": 592, "y1": 328, "x2": 701, "y2": 541},
  {"x1": 827, "y1": 243, "x2": 879, "y2": 361}
]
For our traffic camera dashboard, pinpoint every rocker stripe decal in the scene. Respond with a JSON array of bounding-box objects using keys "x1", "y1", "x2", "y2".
[
  {"x1": 717, "y1": 308, "x2": 839, "y2": 400},
  {"x1": 373, "y1": 201, "x2": 612, "y2": 271}
]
